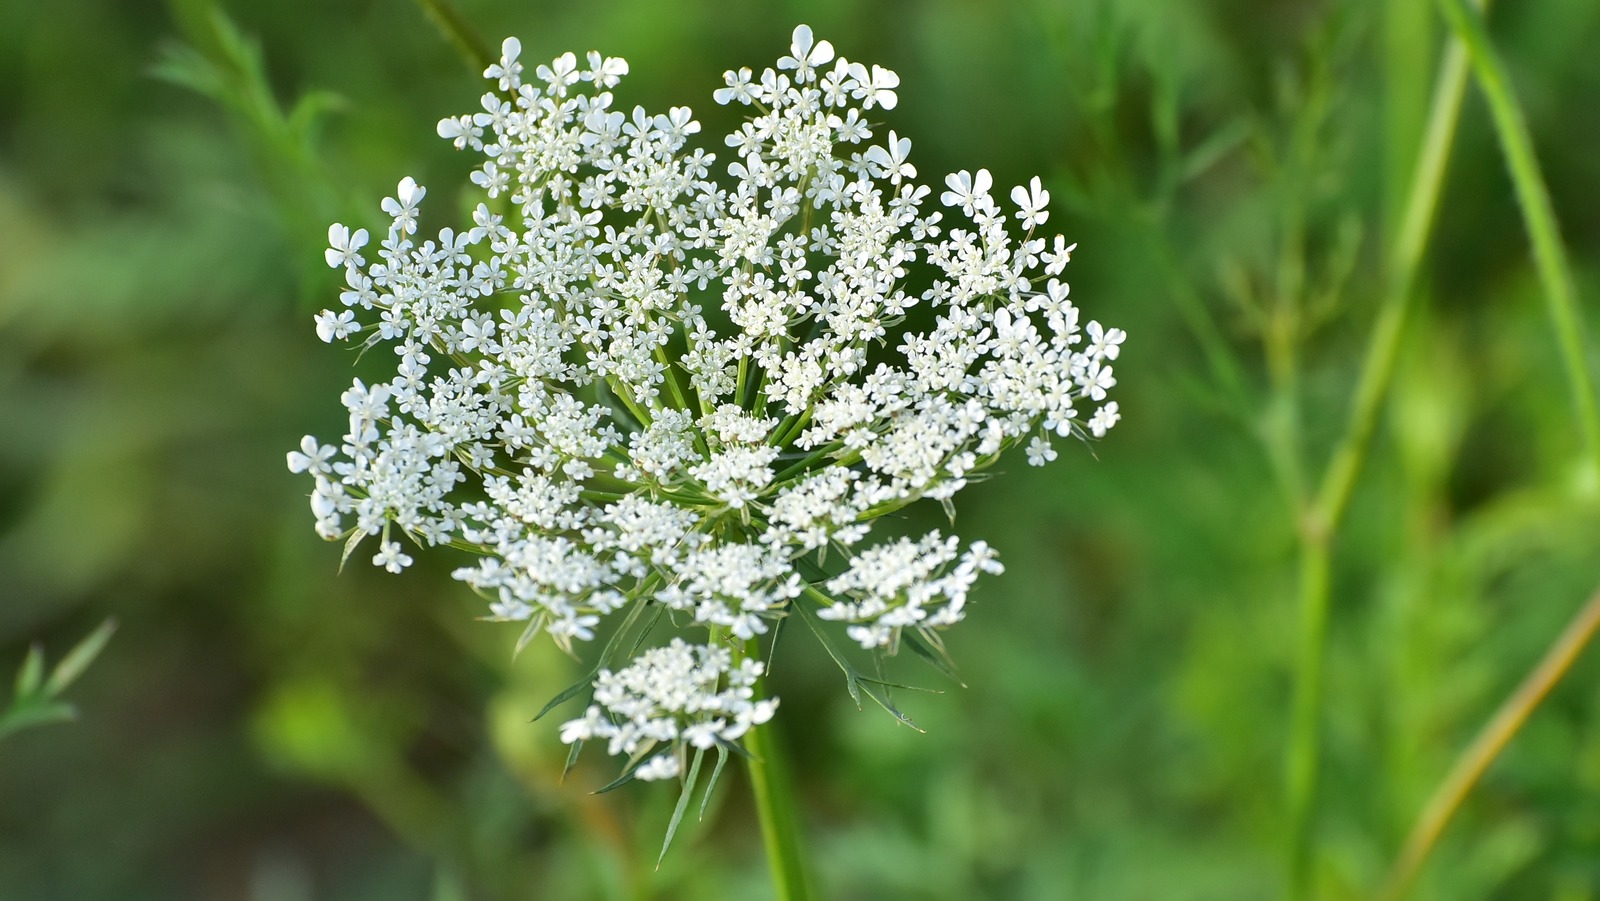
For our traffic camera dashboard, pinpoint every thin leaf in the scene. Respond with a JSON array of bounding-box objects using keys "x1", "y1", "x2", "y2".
[
  {"x1": 593, "y1": 749, "x2": 657, "y2": 795},
  {"x1": 44, "y1": 619, "x2": 117, "y2": 697},
  {"x1": 1179, "y1": 117, "x2": 1251, "y2": 184},
  {"x1": 532, "y1": 674, "x2": 596, "y2": 722},
  {"x1": 0, "y1": 701, "x2": 77, "y2": 742},
  {"x1": 658, "y1": 749, "x2": 704, "y2": 867},
  {"x1": 902, "y1": 628, "x2": 967, "y2": 687},
  {"x1": 714, "y1": 735, "x2": 755, "y2": 761},
  {"x1": 857, "y1": 682, "x2": 924, "y2": 732},
  {"x1": 622, "y1": 603, "x2": 667, "y2": 662},
  {"x1": 338, "y1": 528, "x2": 368, "y2": 573},
  {"x1": 150, "y1": 47, "x2": 225, "y2": 99},
  {"x1": 560, "y1": 738, "x2": 585, "y2": 783},
  {"x1": 699, "y1": 744, "x2": 730, "y2": 822},
  {"x1": 854, "y1": 674, "x2": 941, "y2": 694},
  {"x1": 287, "y1": 89, "x2": 347, "y2": 140},
  {"x1": 14, "y1": 643, "x2": 44, "y2": 699},
  {"x1": 533, "y1": 594, "x2": 660, "y2": 721},
  {"x1": 766, "y1": 611, "x2": 787, "y2": 669},
  {"x1": 511, "y1": 613, "x2": 547, "y2": 661}
]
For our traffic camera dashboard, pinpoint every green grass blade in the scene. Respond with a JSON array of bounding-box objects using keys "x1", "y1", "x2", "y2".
[
  {"x1": 44, "y1": 618, "x2": 117, "y2": 697},
  {"x1": 14, "y1": 643, "x2": 44, "y2": 699},
  {"x1": 1436, "y1": 0, "x2": 1600, "y2": 484}
]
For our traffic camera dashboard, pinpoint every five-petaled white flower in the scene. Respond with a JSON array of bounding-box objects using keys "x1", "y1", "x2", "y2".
[
  {"x1": 379, "y1": 178, "x2": 425, "y2": 234},
  {"x1": 1011, "y1": 176, "x2": 1050, "y2": 230},
  {"x1": 373, "y1": 540, "x2": 413, "y2": 573},
  {"x1": 1086, "y1": 320, "x2": 1126, "y2": 360},
  {"x1": 1089, "y1": 401, "x2": 1121, "y2": 438},
  {"x1": 314, "y1": 309, "x2": 358, "y2": 343},
  {"x1": 864, "y1": 130, "x2": 916, "y2": 185},
  {"x1": 779, "y1": 24, "x2": 834, "y2": 79},
  {"x1": 485, "y1": 37, "x2": 523, "y2": 91},
  {"x1": 941, "y1": 168, "x2": 993, "y2": 216},
  {"x1": 325, "y1": 224, "x2": 369, "y2": 269},
  {"x1": 848, "y1": 61, "x2": 899, "y2": 110}
]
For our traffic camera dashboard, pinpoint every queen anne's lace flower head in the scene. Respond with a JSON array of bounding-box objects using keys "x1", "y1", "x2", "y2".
[{"x1": 292, "y1": 25, "x2": 1124, "y2": 783}]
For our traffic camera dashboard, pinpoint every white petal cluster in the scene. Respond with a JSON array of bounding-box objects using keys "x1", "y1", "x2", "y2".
[
  {"x1": 559, "y1": 638, "x2": 777, "y2": 780},
  {"x1": 819, "y1": 536, "x2": 1004, "y2": 650},
  {"x1": 294, "y1": 26, "x2": 1124, "y2": 775}
]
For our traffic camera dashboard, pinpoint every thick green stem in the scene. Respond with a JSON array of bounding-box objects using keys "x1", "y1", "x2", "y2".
[
  {"x1": 1283, "y1": 6, "x2": 1480, "y2": 896},
  {"x1": 1285, "y1": 533, "x2": 1331, "y2": 897},
  {"x1": 1436, "y1": 0, "x2": 1600, "y2": 485},
  {"x1": 742, "y1": 641, "x2": 812, "y2": 901}
]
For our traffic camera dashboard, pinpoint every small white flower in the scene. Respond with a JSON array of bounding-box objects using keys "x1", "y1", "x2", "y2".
[
  {"x1": 536, "y1": 51, "x2": 580, "y2": 95},
  {"x1": 1089, "y1": 401, "x2": 1121, "y2": 438},
  {"x1": 584, "y1": 50, "x2": 629, "y2": 88},
  {"x1": 1043, "y1": 236, "x2": 1076, "y2": 275},
  {"x1": 380, "y1": 177, "x2": 425, "y2": 234},
  {"x1": 324, "y1": 224, "x2": 369, "y2": 269},
  {"x1": 484, "y1": 37, "x2": 523, "y2": 91},
  {"x1": 864, "y1": 130, "x2": 915, "y2": 185},
  {"x1": 314, "y1": 309, "x2": 358, "y2": 343},
  {"x1": 714, "y1": 67, "x2": 756, "y2": 105},
  {"x1": 848, "y1": 62, "x2": 899, "y2": 110},
  {"x1": 1026, "y1": 434, "x2": 1057, "y2": 466},
  {"x1": 373, "y1": 541, "x2": 413, "y2": 573},
  {"x1": 779, "y1": 25, "x2": 834, "y2": 81},
  {"x1": 1086, "y1": 320, "x2": 1126, "y2": 361},
  {"x1": 635, "y1": 753, "x2": 681, "y2": 782},
  {"x1": 286, "y1": 436, "x2": 335, "y2": 474},
  {"x1": 436, "y1": 115, "x2": 482, "y2": 149},
  {"x1": 1010, "y1": 176, "x2": 1050, "y2": 230},
  {"x1": 1079, "y1": 360, "x2": 1117, "y2": 402},
  {"x1": 941, "y1": 168, "x2": 993, "y2": 217}
]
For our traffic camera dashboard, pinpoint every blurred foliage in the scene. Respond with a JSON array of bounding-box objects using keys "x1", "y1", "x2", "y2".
[
  {"x1": 0, "y1": 618, "x2": 115, "y2": 743},
  {"x1": 2, "y1": 0, "x2": 1599, "y2": 899}
]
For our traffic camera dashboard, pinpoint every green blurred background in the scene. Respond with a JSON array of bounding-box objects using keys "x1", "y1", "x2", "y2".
[{"x1": 3, "y1": 0, "x2": 1600, "y2": 898}]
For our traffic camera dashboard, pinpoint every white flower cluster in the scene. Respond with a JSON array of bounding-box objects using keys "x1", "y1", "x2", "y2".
[
  {"x1": 290, "y1": 25, "x2": 1123, "y2": 777},
  {"x1": 559, "y1": 638, "x2": 777, "y2": 781}
]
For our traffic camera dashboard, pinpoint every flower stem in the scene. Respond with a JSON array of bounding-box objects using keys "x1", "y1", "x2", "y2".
[
  {"x1": 1436, "y1": 0, "x2": 1600, "y2": 485},
  {"x1": 1377, "y1": 582, "x2": 1600, "y2": 900},
  {"x1": 741, "y1": 641, "x2": 812, "y2": 901}
]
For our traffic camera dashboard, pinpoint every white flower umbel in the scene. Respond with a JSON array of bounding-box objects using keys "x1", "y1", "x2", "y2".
[
  {"x1": 293, "y1": 24, "x2": 1124, "y2": 782},
  {"x1": 559, "y1": 638, "x2": 776, "y2": 780}
]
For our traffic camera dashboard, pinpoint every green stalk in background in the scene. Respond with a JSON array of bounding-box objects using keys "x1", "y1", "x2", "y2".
[
  {"x1": 1378, "y1": 584, "x2": 1600, "y2": 900},
  {"x1": 1371, "y1": 1, "x2": 1600, "y2": 895},
  {"x1": 1284, "y1": 3, "x2": 1484, "y2": 895},
  {"x1": 412, "y1": 0, "x2": 496, "y2": 74},
  {"x1": 1435, "y1": 0, "x2": 1600, "y2": 486}
]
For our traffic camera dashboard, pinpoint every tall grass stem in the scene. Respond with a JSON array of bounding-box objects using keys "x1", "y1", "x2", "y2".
[
  {"x1": 1436, "y1": 0, "x2": 1600, "y2": 484},
  {"x1": 412, "y1": 0, "x2": 495, "y2": 74},
  {"x1": 1377, "y1": 583, "x2": 1600, "y2": 900},
  {"x1": 1284, "y1": 4, "x2": 1482, "y2": 895}
]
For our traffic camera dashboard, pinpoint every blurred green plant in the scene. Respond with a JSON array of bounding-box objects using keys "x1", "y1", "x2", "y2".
[
  {"x1": 0, "y1": 618, "x2": 116, "y2": 743},
  {"x1": 5, "y1": 0, "x2": 1600, "y2": 897},
  {"x1": 154, "y1": 1, "x2": 349, "y2": 303}
]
